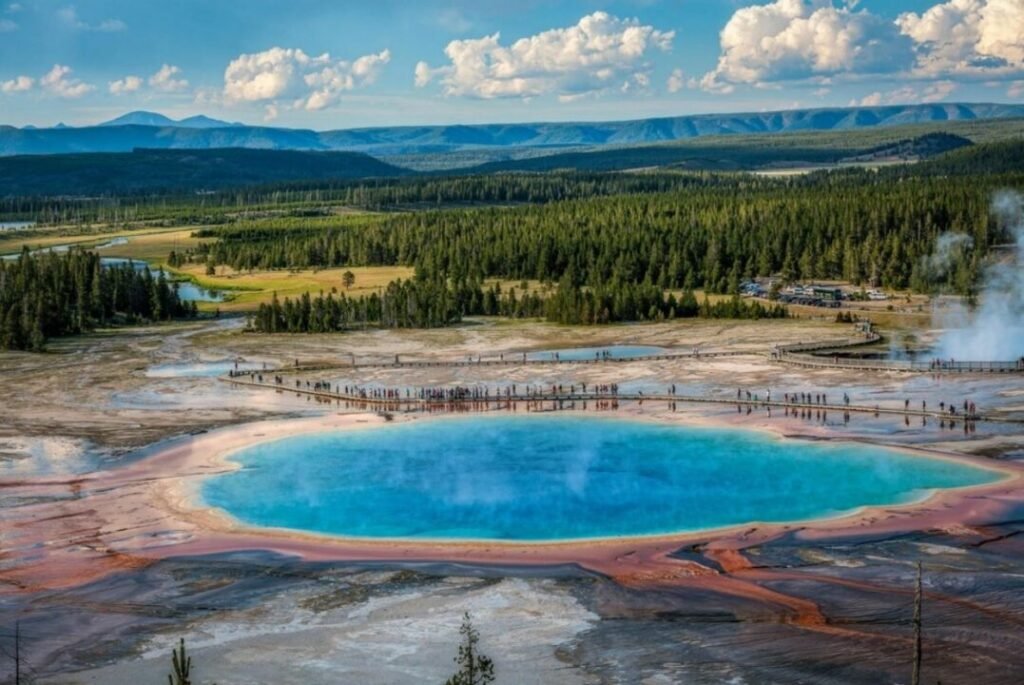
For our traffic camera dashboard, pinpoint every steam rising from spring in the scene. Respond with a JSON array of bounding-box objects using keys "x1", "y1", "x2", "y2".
[
  {"x1": 925, "y1": 232, "x2": 973, "y2": 277},
  {"x1": 935, "y1": 190, "x2": 1024, "y2": 361}
]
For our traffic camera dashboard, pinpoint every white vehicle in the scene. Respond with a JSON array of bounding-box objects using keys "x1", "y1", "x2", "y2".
[{"x1": 867, "y1": 290, "x2": 888, "y2": 301}]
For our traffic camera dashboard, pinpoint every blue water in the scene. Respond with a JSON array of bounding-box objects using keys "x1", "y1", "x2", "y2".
[
  {"x1": 526, "y1": 345, "x2": 668, "y2": 361},
  {"x1": 201, "y1": 417, "x2": 1001, "y2": 541},
  {"x1": 100, "y1": 258, "x2": 224, "y2": 302},
  {"x1": 1, "y1": 237, "x2": 126, "y2": 258},
  {"x1": 146, "y1": 360, "x2": 267, "y2": 378}
]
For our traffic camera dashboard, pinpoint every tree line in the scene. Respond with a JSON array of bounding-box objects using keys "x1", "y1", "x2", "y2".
[
  {"x1": 0, "y1": 248, "x2": 196, "y2": 350},
  {"x1": 0, "y1": 171, "x2": 747, "y2": 226},
  {"x1": 249, "y1": 276, "x2": 786, "y2": 333},
  {"x1": 189, "y1": 172, "x2": 1015, "y2": 297}
]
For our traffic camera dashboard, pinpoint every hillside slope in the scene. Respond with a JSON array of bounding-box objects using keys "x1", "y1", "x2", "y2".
[
  {"x1": 3, "y1": 103, "x2": 1022, "y2": 157},
  {"x1": 0, "y1": 148, "x2": 409, "y2": 195},
  {"x1": 466, "y1": 129, "x2": 984, "y2": 174}
]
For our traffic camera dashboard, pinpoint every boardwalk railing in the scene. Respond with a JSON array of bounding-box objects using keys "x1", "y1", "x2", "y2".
[
  {"x1": 774, "y1": 334, "x2": 1024, "y2": 374},
  {"x1": 219, "y1": 375, "x2": 1023, "y2": 424},
  {"x1": 282, "y1": 349, "x2": 750, "y2": 373}
]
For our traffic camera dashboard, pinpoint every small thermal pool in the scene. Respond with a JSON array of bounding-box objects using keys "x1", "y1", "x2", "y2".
[
  {"x1": 201, "y1": 416, "x2": 1001, "y2": 541},
  {"x1": 526, "y1": 345, "x2": 669, "y2": 361},
  {"x1": 146, "y1": 360, "x2": 267, "y2": 378}
]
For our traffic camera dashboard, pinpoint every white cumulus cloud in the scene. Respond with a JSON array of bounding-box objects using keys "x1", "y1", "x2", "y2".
[
  {"x1": 303, "y1": 50, "x2": 390, "y2": 110},
  {"x1": 414, "y1": 60, "x2": 433, "y2": 88},
  {"x1": 702, "y1": 0, "x2": 1024, "y2": 92},
  {"x1": 223, "y1": 47, "x2": 389, "y2": 111},
  {"x1": 40, "y1": 64, "x2": 94, "y2": 98},
  {"x1": 700, "y1": 0, "x2": 913, "y2": 92},
  {"x1": 414, "y1": 11, "x2": 674, "y2": 99},
  {"x1": 1, "y1": 75, "x2": 33, "y2": 93},
  {"x1": 854, "y1": 80, "x2": 958, "y2": 106},
  {"x1": 108, "y1": 75, "x2": 142, "y2": 95},
  {"x1": 108, "y1": 65, "x2": 187, "y2": 96},
  {"x1": 897, "y1": 0, "x2": 1024, "y2": 76},
  {"x1": 149, "y1": 64, "x2": 188, "y2": 92},
  {"x1": 0, "y1": 18, "x2": 15, "y2": 31},
  {"x1": 667, "y1": 68, "x2": 686, "y2": 93}
]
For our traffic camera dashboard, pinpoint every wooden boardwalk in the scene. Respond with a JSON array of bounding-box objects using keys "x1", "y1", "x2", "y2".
[
  {"x1": 262, "y1": 335, "x2": 1023, "y2": 377},
  {"x1": 774, "y1": 334, "x2": 1024, "y2": 374},
  {"x1": 221, "y1": 376, "x2": 1024, "y2": 424},
  {"x1": 281, "y1": 349, "x2": 750, "y2": 374},
  {"x1": 221, "y1": 329, "x2": 1023, "y2": 425}
]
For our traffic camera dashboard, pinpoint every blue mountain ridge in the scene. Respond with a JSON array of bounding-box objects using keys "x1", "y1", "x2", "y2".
[{"x1": 2, "y1": 103, "x2": 1022, "y2": 156}]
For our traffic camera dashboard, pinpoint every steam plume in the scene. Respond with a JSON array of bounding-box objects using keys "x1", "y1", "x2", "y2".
[{"x1": 935, "y1": 190, "x2": 1024, "y2": 361}]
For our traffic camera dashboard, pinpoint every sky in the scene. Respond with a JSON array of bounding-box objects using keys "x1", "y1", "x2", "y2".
[{"x1": 0, "y1": 0, "x2": 1022, "y2": 129}]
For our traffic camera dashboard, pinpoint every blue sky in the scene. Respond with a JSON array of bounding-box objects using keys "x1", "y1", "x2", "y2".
[{"x1": 1, "y1": 0, "x2": 1021, "y2": 128}]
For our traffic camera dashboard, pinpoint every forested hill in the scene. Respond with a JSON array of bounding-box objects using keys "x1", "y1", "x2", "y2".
[
  {"x1": 0, "y1": 148, "x2": 409, "y2": 195},
  {"x1": 910, "y1": 139, "x2": 1024, "y2": 176},
  {"x1": 466, "y1": 130, "x2": 983, "y2": 174},
  {"x1": 3, "y1": 103, "x2": 1023, "y2": 156},
  {"x1": 3, "y1": 135, "x2": 1022, "y2": 198}
]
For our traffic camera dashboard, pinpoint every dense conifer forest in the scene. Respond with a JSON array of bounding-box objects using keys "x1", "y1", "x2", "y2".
[
  {"x1": 249, "y1": 278, "x2": 786, "y2": 332},
  {"x1": 189, "y1": 170, "x2": 1018, "y2": 298},
  {"x1": 0, "y1": 171, "x2": 746, "y2": 226},
  {"x1": 0, "y1": 249, "x2": 196, "y2": 350}
]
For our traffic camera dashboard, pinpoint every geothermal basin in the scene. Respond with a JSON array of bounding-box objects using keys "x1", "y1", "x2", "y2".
[{"x1": 201, "y1": 416, "x2": 1002, "y2": 542}]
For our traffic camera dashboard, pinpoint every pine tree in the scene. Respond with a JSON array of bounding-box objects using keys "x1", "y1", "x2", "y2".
[
  {"x1": 168, "y1": 638, "x2": 192, "y2": 685},
  {"x1": 444, "y1": 612, "x2": 495, "y2": 685}
]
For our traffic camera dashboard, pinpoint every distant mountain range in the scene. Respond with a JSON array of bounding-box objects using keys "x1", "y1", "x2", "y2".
[
  {"x1": 1, "y1": 103, "x2": 1022, "y2": 157},
  {"x1": 99, "y1": 111, "x2": 240, "y2": 129}
]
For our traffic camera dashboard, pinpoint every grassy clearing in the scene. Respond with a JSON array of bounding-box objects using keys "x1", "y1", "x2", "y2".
[
  {"x1": 0, "y1": 226, "x2": 152, "y2": 255},
  {"x1": 175, "y1": 267, "x2": 553, "y2": 313},
  {"x1": 97, "y1": 229, "x2": 203, "y2": 263},
  {"x1": 172, "y1": 264, "x2": 417, "y2": 312},
  {"x1": 751, "y1": 159, "x2": 911, "y2": 177},
  {"x1": 0, "y1": 225, "x2": 205, "y2": 258}
]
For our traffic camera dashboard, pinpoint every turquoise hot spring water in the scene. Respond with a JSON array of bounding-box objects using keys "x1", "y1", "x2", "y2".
[{"x1": 201, "y1": 416, "x2": 1001, "y2": 541}]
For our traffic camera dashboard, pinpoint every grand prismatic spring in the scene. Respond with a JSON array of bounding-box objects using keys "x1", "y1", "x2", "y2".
[{"x1": 202, "y1": 416, "x2": 1001, "y2": 541}]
